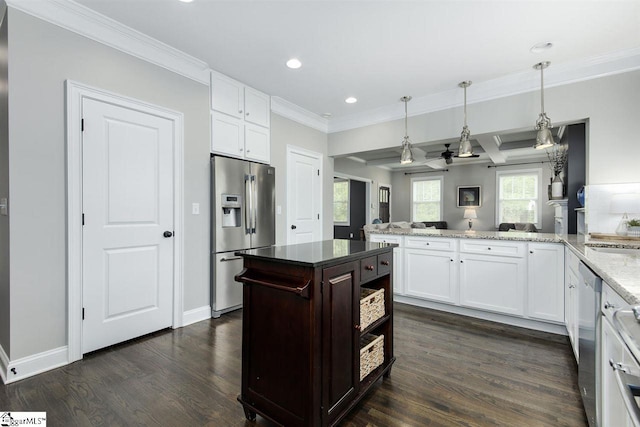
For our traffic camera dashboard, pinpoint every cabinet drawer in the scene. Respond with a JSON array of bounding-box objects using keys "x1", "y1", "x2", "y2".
[
  {"x1": 405, "y1": 237, "x2": 455, "y2": 251},
  {"x1": 360, "y1": 256, "x2": 378, "y2": 282},
  {"x1": 460, "y1": 240, "x2": 525, "y2": 258},
  {"x1": 377, "y1": 252, "x2": 392, "y2": 276},
  {"x1": 565, "y1": 246, "x2": 580, "y2": 276},
  {"x1": 602, "y1": 282, "x2": 629, "y2": 322},
  {"x1": 369, "y1": 234, "x2": 402, "y2": 245}
]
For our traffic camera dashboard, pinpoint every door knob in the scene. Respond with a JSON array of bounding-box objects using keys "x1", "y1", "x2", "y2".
[
  {"x1": 163, "y1": 231, "x2": 173, "y2": 238},
  {"x1": 291, "y1": 225, "x2": 297, "y2": 230}
]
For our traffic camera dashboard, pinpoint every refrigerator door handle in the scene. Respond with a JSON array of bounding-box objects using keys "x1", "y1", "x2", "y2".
[
  {"x1": 244, "y1": 174, "x2": 252, "y2": 234},
  {"x1": 251, "y1": 174, "x2": 257, "y2": 234}
]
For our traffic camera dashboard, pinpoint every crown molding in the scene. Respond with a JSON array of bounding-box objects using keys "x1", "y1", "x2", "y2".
[
  {"x1": 328, "y1": 47, "x2": 640, "y2": 134},
  {"x1": 271, "y1": 96, "x2": 329, "y2": 133},
  {"x1": 5, "y1": 0, "x2": 209, "y2": 85}
]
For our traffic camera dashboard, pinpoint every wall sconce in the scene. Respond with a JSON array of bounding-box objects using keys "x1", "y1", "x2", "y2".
[{"x1": 464, "y1": 208, "x2": 477, "y2": 232}]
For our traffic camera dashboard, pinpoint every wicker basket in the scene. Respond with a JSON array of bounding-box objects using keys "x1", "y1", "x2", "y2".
[
  {"x1": 360, "y1": 334, "x2": 384, "y2": 381},
  {"x1": 360, "y1": 288, "x2": 385, "y2": 330}
]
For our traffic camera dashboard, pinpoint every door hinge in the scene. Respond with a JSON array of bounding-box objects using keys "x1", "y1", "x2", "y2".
[
  {"x1": 81, "y1": 118, "x2": 84, "y2": 132},
  {"x1": 82, "y1": 213, "x2": 85, "y2": 226},
  {"x1": 82, "y1": 308, "x2": 85, "y2": 320},
  {"x1": 317, "y1": 214, "x2": 320, "y2": 220},
  {"x1": 317, "y1": 169, "x2": 320, "y2": 176}
]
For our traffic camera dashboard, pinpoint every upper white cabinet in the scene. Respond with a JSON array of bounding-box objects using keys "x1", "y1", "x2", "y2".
[
  {"x1": 210, "y1": 71, "x2": 271, "y2": 163},
  {"x1": 527, "y1": 242, "x2": 564, "y2": 323}
]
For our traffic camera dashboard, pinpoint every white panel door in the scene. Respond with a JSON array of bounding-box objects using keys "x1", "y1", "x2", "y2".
[
  {"x1": 287, "y1": 147, "x2": 321, "y2": 244},
  {"x1": 82, "y1": 97, "x2": 174, "y2": 354}
]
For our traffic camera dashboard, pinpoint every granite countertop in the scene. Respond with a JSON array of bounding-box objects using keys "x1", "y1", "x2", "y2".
[
  {"x1": 237, "y1": 239, "x2": 394, "y2": 268},
  {"x1": 564, "y1": 236, "x2": 640, "y2": 305},
  {"x1": 370, "y1": 227, "x2": 562, "y2": 243}
]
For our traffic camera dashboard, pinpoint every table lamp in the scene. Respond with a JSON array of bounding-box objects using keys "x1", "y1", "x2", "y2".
[{"x1": 464, "y1": 208, "x2": 477, "y2": 232}]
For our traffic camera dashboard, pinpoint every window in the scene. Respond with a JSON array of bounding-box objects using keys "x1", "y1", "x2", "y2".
[
  {"x1": 496, "y1": 169, "x2": 542, "y2": 227},
  {"x1": 411, "y1": 177, "x2": 443, "y2": 221},
  {"x1": 333, "y1": 178, "x2": 349, "y2": 225}
]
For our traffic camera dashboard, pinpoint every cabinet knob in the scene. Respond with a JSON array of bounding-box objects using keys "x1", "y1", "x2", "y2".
[
  {"x1": 239, "y1": 148, "x2": 243, "y2": 152},
  {"x1": 365, "y1": 265, "x2": 375, "y2": 271},
  {"x1": 487, "y1": 247, "x2": 492, "y2": 250},
  {"x1": 380, "y1": 260, "x2": 390, "y2": 266},
  {"x1": 460, "y1": 260, "x2": 464, "y2": 263},
  {"x1": 604, "y1": 302, "x2": 616, "y2": 310},
  {"x1": 568, "y1": 284, "x2": 576, "y2": 289},
  {"x1": 354, "y1": 324, "x2": 361, "y2": 330},
  {"x1": 530, "y1": 250, "x2": 534, "y2": 254},
  {"x1": 425, "y1": 242, "x2": 430, "y2": 245},
  {"x1": 246, "y1": 112, "x2": 250, "y2": 116},
  {"x1": 610, "y1": 359, "x2": 629, "y2": 373},
  {"x1": 450, "y1": 259, "x2": 454, "y2": 262},
  {"x1": 239, "y1": 109, "x2": 243, "y2": 114}
]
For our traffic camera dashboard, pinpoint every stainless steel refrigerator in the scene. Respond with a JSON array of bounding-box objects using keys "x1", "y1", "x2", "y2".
[{"x1": 211, "y1": 155, "x2": 275, "y2": 318}]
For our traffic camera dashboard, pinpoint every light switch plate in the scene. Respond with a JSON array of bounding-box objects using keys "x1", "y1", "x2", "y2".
[{"x1": 0, "y1": 198, "x2": 7, "y2": 216}]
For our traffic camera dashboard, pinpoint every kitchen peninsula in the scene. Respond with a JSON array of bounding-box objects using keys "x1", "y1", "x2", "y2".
[
  {"x1": 234, "y1": 240, "x2": 395, "y2": 427},
  {"x1": 369, "y1": 228, "x2": 567, "y2": 333}
]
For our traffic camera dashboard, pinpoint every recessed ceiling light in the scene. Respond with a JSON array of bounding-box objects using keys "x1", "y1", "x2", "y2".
[
  {"x1": 322, "y1": 113, "x2": 332, "y2": 118},
  {"x1": 345, "y1": 97, "x2": 358, "y2": 104},
  {"x1": 178, "y1": 0, "x2": 194, "y2": 3},
  {"x1": 286, "y1": 58, "x2": 302, "y2": 69},
  {"x1": 530, "y1": 42, "x2": 553, "y2": 53}
]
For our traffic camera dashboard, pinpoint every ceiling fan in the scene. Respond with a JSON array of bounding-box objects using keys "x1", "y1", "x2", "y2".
[{"x1": 424, "y1": 143, "x2": 479, "y2": 165}]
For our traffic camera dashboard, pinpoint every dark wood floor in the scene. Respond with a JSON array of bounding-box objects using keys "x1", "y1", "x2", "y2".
[{"x1": 0, "y1": 303, "x2": 587, "y2": 426}]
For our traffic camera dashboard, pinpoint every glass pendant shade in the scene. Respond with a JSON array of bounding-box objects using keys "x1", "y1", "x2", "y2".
[
  {"x1": 399, "y1": 96, "x2": 414, "y2": 164},
  {"x1": 400, "y1": 137, "x2": 414, "y2": 164},
  {"x1": 535, "y1": 122, "x2": 554, "y2": 149}
]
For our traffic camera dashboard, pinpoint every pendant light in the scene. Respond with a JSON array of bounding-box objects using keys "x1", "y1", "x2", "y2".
[
  {"x1": 533, "y1": 61, "x2": 554, "y2": 149},
  {"x1": 457, "y1": 81, "x2": 474, "y2": 157},
  {"x1": 400, "y1": 96, "x2": 414, "y2": 164}
]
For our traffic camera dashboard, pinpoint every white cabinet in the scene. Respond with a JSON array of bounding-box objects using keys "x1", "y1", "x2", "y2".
[
  {"x1": 368, "y1": 234, "x2": 404, "y2": 295},
  {"x1": 601, "y1": 307, "x2": 638, "y2": 427},
  {"x1": 527, "y1": 242, "x2": 564, "y2": 323},
  {"x1": 565, "y1": 247, "x2": 579, "y2": 360},
  {"x1": 210, "y1": 71, "x2": 270, "y2": 163},
  {"x1": 404, "y1": 238, "x2": 458, "y2": 304},
  {"x1": 459, "y1": 251, "x2": 526, "y2": 316}
]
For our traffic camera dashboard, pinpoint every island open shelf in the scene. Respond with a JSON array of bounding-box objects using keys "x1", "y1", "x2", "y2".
[{"x1": 234, "y1": 239, "x2": 395, "y2": 427}]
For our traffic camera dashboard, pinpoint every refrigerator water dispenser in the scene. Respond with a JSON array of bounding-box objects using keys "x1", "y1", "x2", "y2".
[{"x1": 221, "y1": 194, "x2": 242, "y2": 228}]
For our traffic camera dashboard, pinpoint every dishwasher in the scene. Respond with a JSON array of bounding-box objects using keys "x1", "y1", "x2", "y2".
[{"x1": 578, "y1": 261, "x2": 602, "y2": 427}]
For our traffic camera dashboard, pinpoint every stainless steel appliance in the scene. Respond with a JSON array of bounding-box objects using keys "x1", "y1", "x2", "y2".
[
  {"x1": 211, "y1": 155, "x2": 275, "y2": 318},
  {"x1": 578, "y1": 261, "x2": 602, "y2": 427}
]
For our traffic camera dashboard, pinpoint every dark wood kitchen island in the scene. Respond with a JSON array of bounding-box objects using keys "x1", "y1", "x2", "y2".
[{"x1": 235, "y1": 239, "x2": 395, "y2": 427}]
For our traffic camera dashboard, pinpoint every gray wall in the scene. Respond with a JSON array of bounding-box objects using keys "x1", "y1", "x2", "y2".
[
  {"x1": 328, "y1": 70, "x2": 640, "y2": 187},
  {"x1": 7, "y1": 9, "x2": 210, "y2": 359},
  {"x1": 0, "y1": 10, "x2": 9, "y2": 356},
  {"x1": 333, "y1": 157, "x2": 392, "y2": 221},
  {"x1": 391, "y1": 163, "x2": 555, "y2": 233},
  {"x1": 270, "y1": 113, "x2": 333, "y2": 244}
]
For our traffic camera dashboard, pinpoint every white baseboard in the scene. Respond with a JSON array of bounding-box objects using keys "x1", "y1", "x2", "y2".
[
  {"x1": 182, "y1": 305, "x2": 211, "y2": 327},
  {"x1": 0, "y1": 343, "x2": 9, "y2": 384},
  {"x1": 2, "y1": 346, "x2": 68, "y2": 384},
  {"x1": 395, "y1": 295, "x2": 568, "y2": 336}
]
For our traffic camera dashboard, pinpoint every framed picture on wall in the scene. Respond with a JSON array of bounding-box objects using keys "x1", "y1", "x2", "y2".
[{"x1": 457, "y1": 186, "x2": 481, "y2": 207}]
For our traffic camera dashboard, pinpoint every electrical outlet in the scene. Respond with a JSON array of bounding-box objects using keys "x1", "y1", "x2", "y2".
[
  {"x1": 0, "y1": 198, "x2": 7, "y2": 216},
  {"x1": 192, "y1": 203, "x2": 200, "y2": 215},
  {"x1": 349, "y1": 233, "x2": 354, "y2": 238}
]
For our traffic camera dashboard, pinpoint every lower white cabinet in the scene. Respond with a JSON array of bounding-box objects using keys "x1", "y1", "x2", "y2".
[
  {"x1": 527, "y1": 242, "x2": 564, "y2": 323},
  {"x1": 459, "y1": 252, "x2": 525, "y2": 316},
  {"x1": 601, "y1": 316, "x2": 637, "y2": 427},
  {"x1": 405, "y1": 248, "x2": 458, "y2": 304}
]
